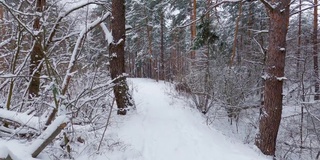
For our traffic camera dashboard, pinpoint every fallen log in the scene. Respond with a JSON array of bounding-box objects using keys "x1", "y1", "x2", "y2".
[{"x1": 29, "y1": 115, "x2": 68, "y2": 158}]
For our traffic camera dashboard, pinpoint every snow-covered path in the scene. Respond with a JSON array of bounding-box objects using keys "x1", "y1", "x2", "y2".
[{"x1": 116, "y1": 78, "x2": 269, "y2": 160}]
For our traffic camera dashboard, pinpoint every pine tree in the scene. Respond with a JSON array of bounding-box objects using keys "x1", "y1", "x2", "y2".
[
  {"x1": 109, "y1": 0, "x2": 134, "y2": 115},
  {"x1": 255, "y1": 0, "x2": 291, "y2": 156}
]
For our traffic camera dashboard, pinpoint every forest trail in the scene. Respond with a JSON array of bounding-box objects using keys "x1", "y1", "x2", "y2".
[{"x1": 115, "y1": 78, "x2": 270, "y2": 160}]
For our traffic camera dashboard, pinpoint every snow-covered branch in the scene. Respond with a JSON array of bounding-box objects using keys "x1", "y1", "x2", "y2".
[
  {"x1": 29, "y1": 115, "x2": 68, "y2": 158},
  {"x1": 176, "y1": 0, "x2": 241, "y2": 28},
  {"x1": 0, "y1": 37, "x2": 12, "y2": 48},
  {"x1": 259, "y1": 0, "x2": 277, "y2": 11},
  {"x1": 0, "y1": 1, "x2": 34, "y2": 36},
  {"x1": 46, "y1": 1, "x2": 105, "y2": 45},
  {"x1": 253, "y1": 37, "x2": 266, "y2": 56},
  {"x1": 290, "y1": 3, "x2": 320, "y2": 16},
  {"x1": 61, "y1": 12, "x2": 111, "y2": 95},
  {"x1": 100, "y1": 22, "x2": 113, "y2": 45},
  {"x1": 0, "y1": 109, "x2": 41, "y2": 131}
]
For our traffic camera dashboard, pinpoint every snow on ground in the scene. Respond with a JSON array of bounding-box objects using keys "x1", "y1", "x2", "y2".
[
  {"x1": 83, "y1": 78, "x2": 270, "y2": 160},
  {"x1": 0, "y1": 140, "x2": 37, "y2": 160},
  {"x1": 1, "y1": 78, "x2": 270, "y2": 160},
  {"x1": 0, "y1": 115, "x2": 68, "y2": 160}
]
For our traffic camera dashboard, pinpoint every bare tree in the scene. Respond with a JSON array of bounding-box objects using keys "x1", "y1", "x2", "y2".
[
  {"x1": 255, "y1": 0, "x2": 290, "y2": 156},
  {"x1": 109, "y1": 0, "x2": 134, "y2": 115}
]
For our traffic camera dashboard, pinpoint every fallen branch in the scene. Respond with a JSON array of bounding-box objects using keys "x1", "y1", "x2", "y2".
[
  {"x1": 29, "y1": 115, "x2": 68, "y2": 158},
  {"x1": 0, "y1": 109, "x2": 41, "y2": 131}
]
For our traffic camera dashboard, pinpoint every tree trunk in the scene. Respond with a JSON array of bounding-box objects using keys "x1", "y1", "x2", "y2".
[
  {"x1": 29, "y1": 0, "x2": 45, "y2": 99},
  {"x1": 0, "y1": 6, "x2": 4, "y2": 75},
  {"x1": 190, "y1": 0, "x2": 196, "y2": 59},
  {"x1": 202, "y1": 0, "x2": 212, "y2": 114},
  {"x1": 147, "y1": 27, "x2": 153, "y2": 78},
  {"x1": 230, "y1": 1, "x2": 242, "y2": 67},
  {"x1": 298, "y1": 0, "x2": 304, "y2": 150},
  {"x1": 314, "y1": 0, "x2": 319, "y2": 100},
  {"x1": 0, "y1": 6, "x2": 2, "y2": 20},
  {"x1": 109, "y1": 0, "x2": 133, "y2": 115},
  {"x1": 160, "y1": 10, "x2": 165, "y2": 80},
  {"x1": 255, "y1": 0, "x2": 290, "y2": 156},
  {"x1": 144, "y1": 7, "x2": 153, "y2": 79},
  {"x1": 297, "y1": 0, "x2": 302, "y2": 78}
]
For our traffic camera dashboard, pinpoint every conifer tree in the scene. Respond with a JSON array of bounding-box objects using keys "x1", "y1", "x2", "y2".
[
  {"x1": 255, "y1": 0, "x2": 290, "y2": 156},
  {"x1": 109, "y1": 0, "x2": 134, "y2": 115}
]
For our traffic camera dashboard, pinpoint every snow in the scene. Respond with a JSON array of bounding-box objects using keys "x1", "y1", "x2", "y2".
[
  {"x1": 0, "y1": 1, "x2": 34, "y2": 35},
  {"x1": 29, "y1": 115, "x2": 68, "y2": 154},
  {"x1": 0, "y1": 145, "x2": 9, "y2": 158},
  {"x1": 261, "y1": 73, "x2": 270, "y2": 80},
  {"x1": 0, "y1": 115, "x2": 68, "y2": 160},
  {"x1": 0, "y1": 79, "x2": 270, "y2": 160},
  {"x1": 0, "y1": 140, "x2": 37, "y2": 160},
  {"x1": 58, "y1": 0, "x2": 98, "y2": 18},
  {"x1": 79, "y1": 78, "x2": 270, "y2": 160},
  {"x1": 100, "y1": 23, "x2": 113, "y2": 45},
  {"x1": 61, "y1": 12, "x2": 111, "y2": 94},
  {"x1": 262, "y1": 0, "x2": 278, "y2": 9},
  {"x1": 0, "y1": 109, "x2": 41, "y2": 130},
  {"x1": 0, "y1": 37, "x2": 12, "y2": 48},
  {"x1": 46, "y1": 0, "x2": 104, "y2": 44},
  {"x1": 277, "y1": 77, "x2": 287, "y2": 81},
  {"x1": 0, "y1": 73, "x2": 15, "y2": 78}
]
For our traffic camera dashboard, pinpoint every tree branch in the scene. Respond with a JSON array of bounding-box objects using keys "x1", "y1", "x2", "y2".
[
  {"x1": 46, "y1": 1, "x2": 105, "y2": 45},
  {"x1": 290, "y1": 3, "x2": 320, "y2": 16},
  {"x1": 259, "y1": 0, "x2": 276, "y2": 11}
]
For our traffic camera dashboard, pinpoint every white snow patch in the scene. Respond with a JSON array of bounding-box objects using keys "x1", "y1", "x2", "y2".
[
  {"x1": 111, "y1": 52, "x2": 117, "y2": 58},
  {"x1": 277, "y1": 77, "x2": 287, "y2": 81},
  {"x1": 0, "y1": 109, "x2": 41, "y2": 130},
  {"x1": 78, "y1": 78, "x2": 270, "y2": 160},
  {"x1": 261, "y1": 73, "x2": 270, "y2": 80},
  {"x1": 0, "y1": 145, "x2": 9, "y2": 158},
  {"x1": 0, "y1": 140, "x2": 37, "y2": 160},
  {"x1": 280, "y1": 48, "x2": 285, "y2": 51},
  {"x1": 100, "y1": 22, "x2": 113, "y2": 45}
]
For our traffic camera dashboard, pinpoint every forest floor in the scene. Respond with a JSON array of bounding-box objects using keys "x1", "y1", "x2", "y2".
[
  {"x1": 0, "y1": 78, "x2": 271, "y2": 160},
  {"x1": 77, "y1": 78, "x2": 270, "y2": 160}
]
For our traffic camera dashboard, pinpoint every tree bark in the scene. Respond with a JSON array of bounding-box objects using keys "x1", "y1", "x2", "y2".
[
  {"x1": 160, "y1": 10, "x2": 165, "y2": 80},
  {"x1": 255, "y1": 0, "x2": 290, "y2": 156},
  {"x1": 298, "y1": 0, "x2": 304, "y2": 150},
  {"x1": 313, "y1": 0, "x2": 319, "y2": 100},
  {"x1": 29, "y1": 0, "x2": 45, "y2": 99},
  {"x1": 190, "y1": 0, "x2": 196, "y2": 59},
  {"x1": 230, "y1": 1, "x2": 242, "y2": 67},
  {"x1": 146, "y1": 13, "x2": 153, "y2": 79},
  {"x1": 0, "y1": 6, "x2": 6, "y2": 94},
  {"x1": 109, "y1": 0, "x2": 133, "y2": 115},
  {"x1": 0, "y1": 6, "x2": 3, "y2": 20},
  {"x1": 296, "y1": 0, "x2": 302, "y2": 78}
]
